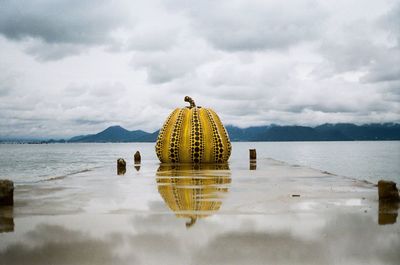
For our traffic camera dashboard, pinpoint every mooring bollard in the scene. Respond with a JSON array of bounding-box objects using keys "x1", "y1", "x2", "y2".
[
  {"x1": 0, "y1": 179, "x2": 14, "y2": 206},
  {"x1": 249, "y1": 149, "x2": 257, "y2": 161},
  {"x1": 117, "y1": 158, "x2": 126, "y2": 175},
  {"x1": 249, "y1": 149, "x2": 257, "y2": 170},
  {"x1": 134, "y1": 151, "x2": 141, "y2": 164},
  {"x1": 378, "y1": 180, "x2": 399, "y2": 225},
  {"x1": 378, "y1": 180, "x2": 400, "y2": 202}
]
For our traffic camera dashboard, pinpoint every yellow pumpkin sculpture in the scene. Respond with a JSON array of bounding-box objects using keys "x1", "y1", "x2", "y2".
[{"x1": 156, "y1": 96, "x2": 232, "y2": 163}]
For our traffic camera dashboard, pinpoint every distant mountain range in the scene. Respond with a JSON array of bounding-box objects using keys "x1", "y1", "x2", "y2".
[
  {"x1": 1, "y1": 123, "x2": 399, "y2": 144},
  {"x1": 66, "y1": 123, "x2": 400, "y2": 143},
  {"x1": 226, "y1": 123, "x2": 400, "y2": 141},
  {"x1": 69, "y1": 125, "x2": 159, "y2": 143}
]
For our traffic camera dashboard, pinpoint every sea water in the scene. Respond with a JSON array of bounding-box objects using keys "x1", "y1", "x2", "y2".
[{"x1": 0, "y1": 141, "x2": 399, "y2": 184}]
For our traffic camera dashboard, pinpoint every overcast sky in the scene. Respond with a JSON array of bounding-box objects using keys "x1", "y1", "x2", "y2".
[{"x1": 0, "y1": 0, "x2": 399, "y2": 138}]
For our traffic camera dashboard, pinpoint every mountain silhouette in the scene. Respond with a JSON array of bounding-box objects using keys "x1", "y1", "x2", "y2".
[
  {"x1": 69, "y1": 125, "x2": 159, "y2": 142},
  {"x1": 68, "y1": 123, "x2": 400, "y2": 142}
]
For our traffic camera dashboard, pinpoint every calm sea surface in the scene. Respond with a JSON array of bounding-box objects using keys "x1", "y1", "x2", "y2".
[{"x1": 0, "y1": 141, "x2": 399, "y2": 184}]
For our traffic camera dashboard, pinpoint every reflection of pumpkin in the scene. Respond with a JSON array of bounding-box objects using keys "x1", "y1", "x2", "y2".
[
  {"x1": 156, "y1": 164, "x2": 231, "y2": 227},
  {"x1": 155, "y1": 96, "x2": 232, "y2": 163}
]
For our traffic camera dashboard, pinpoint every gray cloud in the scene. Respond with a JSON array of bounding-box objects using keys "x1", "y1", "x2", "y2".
[
  {"x1": 130, "y1": 40, "x2": 218, "y2": 83},
  {"x1": 0, "y1": 1, "x2": 128, "y2": 44},
  {"x1": 167, "y1": 0, "x2": 326, "y2": 51},
  {"x1": 379, "y1": 2, "x2": 400, "y2": 45},
  {"x1": 363, "y1": 3, "x2": 400, "y2": 84},
  {"x1": 25, "y1": 41, "x2": 87, "y2": 61},
  {"x1": 0, "y1": 1, "x2": 189, "y2": 60},
  {"x1": 0, "y1": 0, "x2": 135, "y2": 60},
  {"x1": 0, "y1": 69, "x2": 17, "y2": 97},
  {"x1": 318, "y1": 38, "x2": 400, "y2": 84},
  {"x1": 316, "y1": 2, "x2": 400, "y2": 85}
]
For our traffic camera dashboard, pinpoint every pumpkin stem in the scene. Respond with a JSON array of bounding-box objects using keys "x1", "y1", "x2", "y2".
[{"x1": 184, "y1": 96, "x2": 196, "y2": 108}]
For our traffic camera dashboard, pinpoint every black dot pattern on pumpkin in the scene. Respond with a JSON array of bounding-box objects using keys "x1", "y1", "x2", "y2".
[
  {"x1": 205, "y1": 109, "x2": 224, "y2": 163},
  {"x1": 209, "y1": 109, "x2": 232, "y2": 161},
  {"x1": 157, "y1": 163, "x2": 229, "y2": 172},
  {"x1": 168, "y1": 109, "x2": 184, "y2": 163},
  {"x1": 190, "y1": 108, "x2": 204, "y2": 164},
  {"x1": 156, "y1": 109, "x2": 178, "y2": 161}
]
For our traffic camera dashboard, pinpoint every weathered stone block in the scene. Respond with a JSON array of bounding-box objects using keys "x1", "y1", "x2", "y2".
[
  {"x1": 0, "y1": 180, "x2": 14, "y2": 206},
  {"x1": 249, "y1": 149, "x2": 257, "y2": 160},
  {"x1": 117, "y1": 158, "x2": 126, "y2": 175},
  {"x1": 378, "y1": 180, "x2": 400, "y2": 202},
  {"x1": 134, "y1": 151, "x2": 141, "y2": 164}
]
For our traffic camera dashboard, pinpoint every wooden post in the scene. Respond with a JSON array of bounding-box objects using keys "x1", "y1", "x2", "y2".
[
  {"x1": 378, "y1": 180, "x2": 400, "y2": 202},
  {"x1": 0, "y1": 179, "x2": 14, "y2": 206},
  {"x1": 249, "y1": 149, "x2": 257, "y2": 170},
  {"x1": 134, "y1": 151, "x2": 141, "y2": 164},
  {"x1": 378, "y1": 180, "x2": 399, "y2": 225},
  {"x1": 117, "y1": 158, "x2": 126, "y2": 175},
  {"x1": 249, "y1": 149, "x2": 257, "y2": 161}
]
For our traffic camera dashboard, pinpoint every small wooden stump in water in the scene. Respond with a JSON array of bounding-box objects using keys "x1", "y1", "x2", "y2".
[
  {"x1": 249, "y1": 149, "x2": 257, "y2": 170},
  {"x1": 117, "y1": 158, "x2": 126, "y2": 175},
  {"x1": 249, "y1": 149, "x2": 257, "y2": 161},
  {"x1": 0, "y1": 179, "x2": 14, "y2": 206},
  {"x1": 134, "y1": 151, "x2": 141, "y2": 164},
  {"x1": 378, "y1": 180, "x2": 400, "y2": 202},
  {"x1": 378, "y1": 180, "x2": 399, "y2": 225}
]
